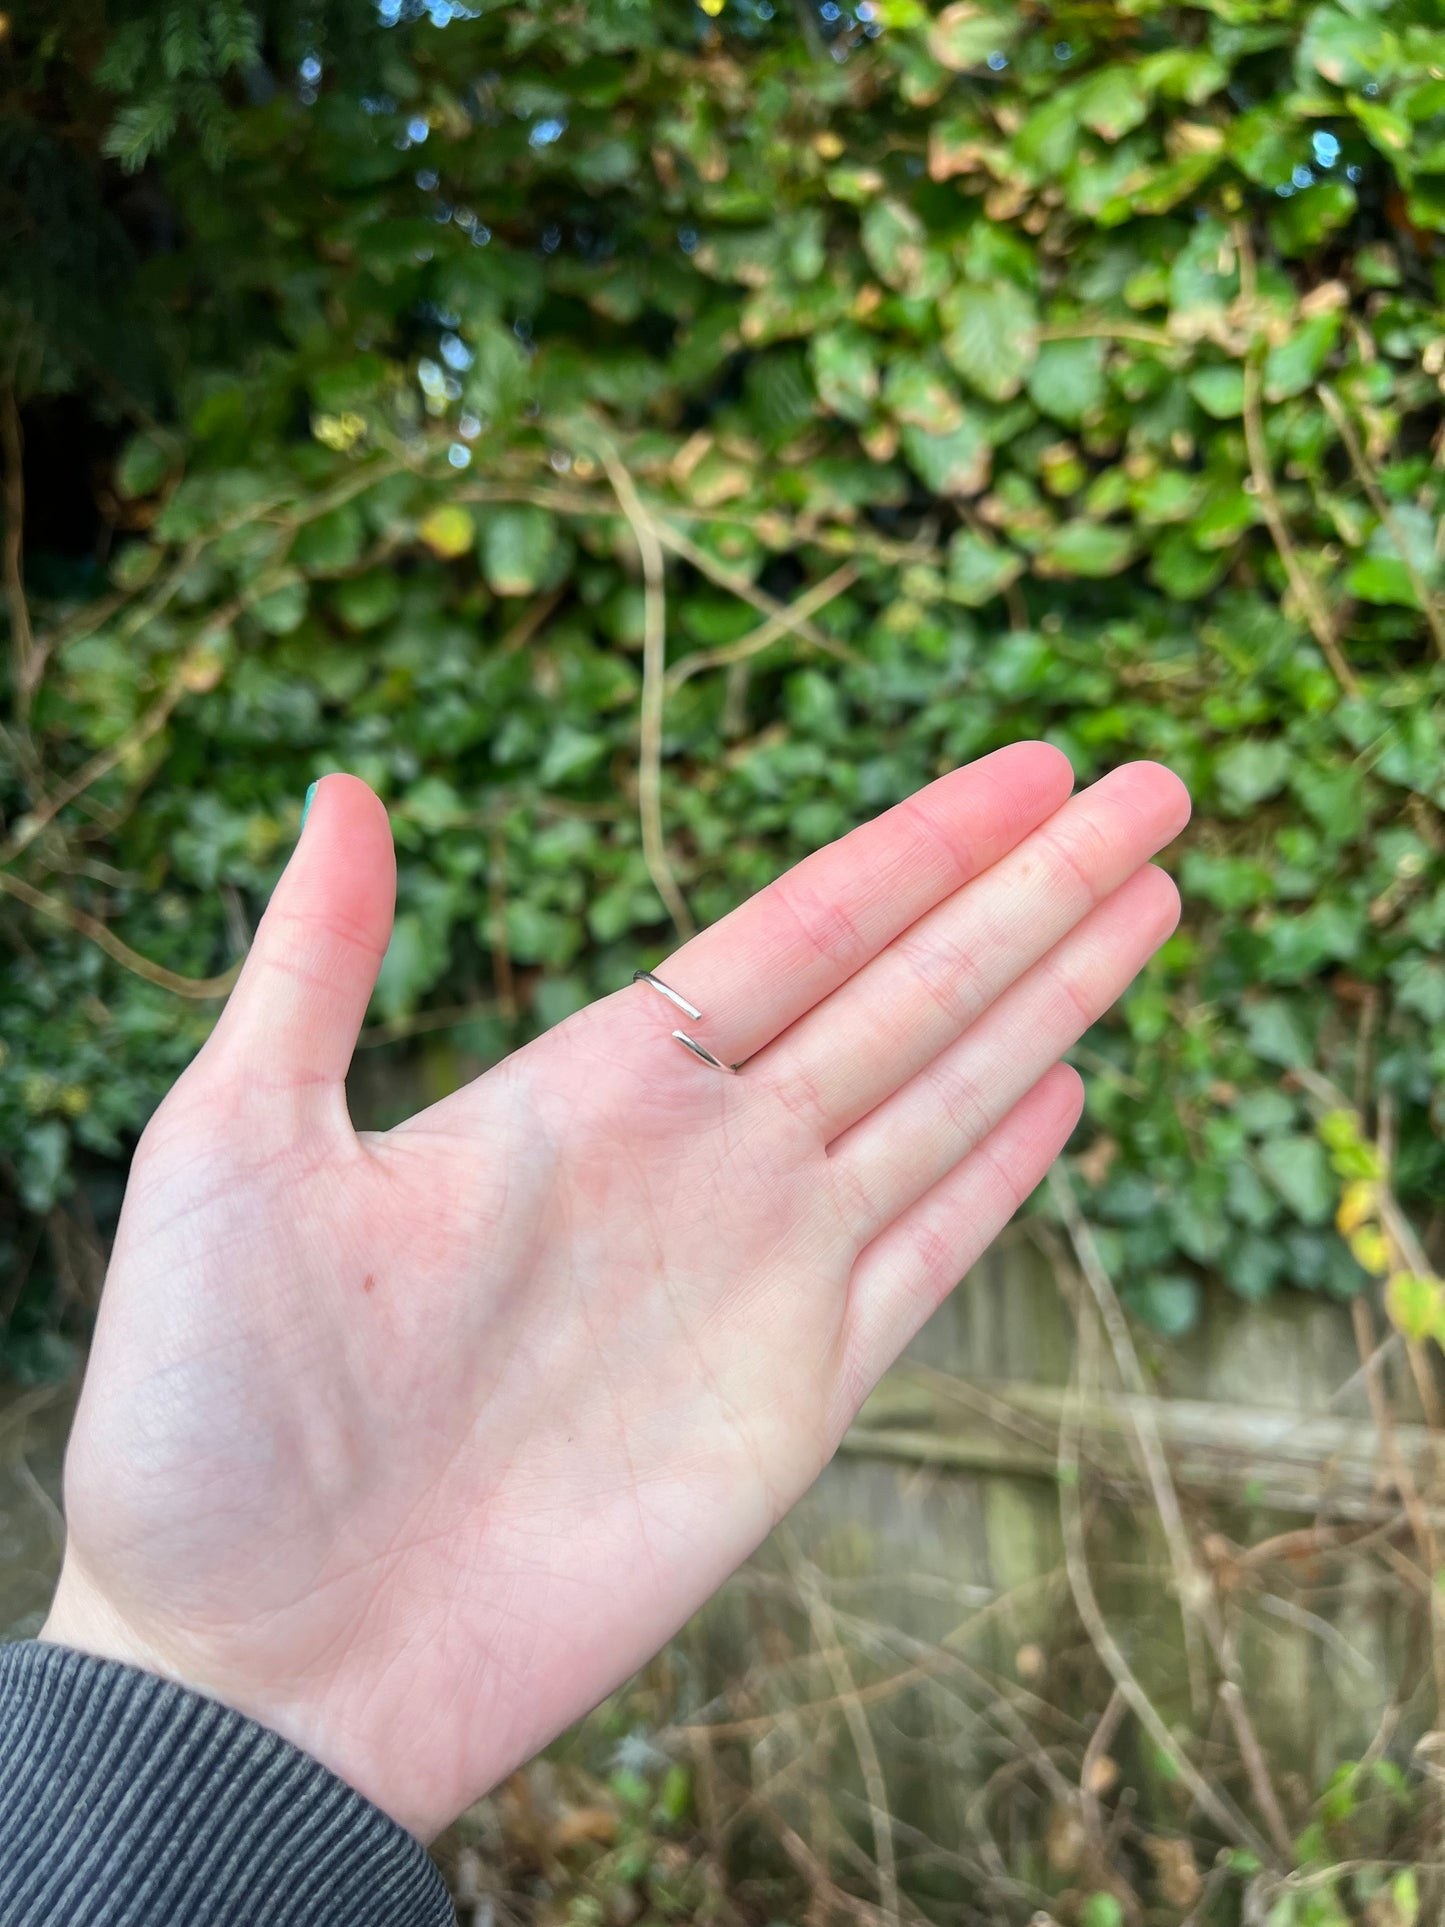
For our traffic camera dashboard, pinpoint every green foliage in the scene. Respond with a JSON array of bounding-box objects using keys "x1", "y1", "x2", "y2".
[{"x1": 4, "y1": 0, "x2": 1445, "y2": 1364}]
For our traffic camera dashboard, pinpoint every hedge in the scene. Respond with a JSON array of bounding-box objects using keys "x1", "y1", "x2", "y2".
[{"x1": 2, "y1": 0, "x2": 1444, "y2": 1373}]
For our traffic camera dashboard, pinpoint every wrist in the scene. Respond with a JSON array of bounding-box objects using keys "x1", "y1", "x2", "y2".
[
  {"x1": 41, "y1": 1561, "x2": 177, "y2": 1683},
  {"x1": 40, "y1": 1560, "x2": 448, "y2": 1841}
]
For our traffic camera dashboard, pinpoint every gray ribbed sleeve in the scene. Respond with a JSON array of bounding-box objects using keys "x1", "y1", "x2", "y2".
[{"x1": 0, "y1": 1642, "x2": 456, "y2": 1926}]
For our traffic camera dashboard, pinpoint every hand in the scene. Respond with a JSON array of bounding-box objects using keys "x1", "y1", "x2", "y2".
[{"x1": 42, "y1": 746, "x2": 1188, "y2": 1839}]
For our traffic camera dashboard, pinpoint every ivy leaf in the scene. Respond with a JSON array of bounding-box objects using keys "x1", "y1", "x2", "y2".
[
  {"x1": 249, "y1": 581, "x2": 308, "y2": 634},
  {"x1": 1076, "y1": 67, "x2": 1151, "y2": 142},
  {"x1": 1270, "y1": 180, "x2": 1356, "y2": 254},
  {"x1": 1150, "y1": 530, "x2": 1229, "y2": 599},
  {"x1": 290, "y1": 504, "x2": 366, "y2": 575},
  {"x1": 1258, "y1": 1135, "x2": 1334, "y2": 1225},
  {"x1": 928, "y1": 3, "x2": 1017, "y2": 72},
  {"x1": 946, "y1": 527, "x2": 1022, "y2": 605},
  {"x1": 809, "y1": 325, "x2": 880, "y2": 422},
  {"x1": 1263, "y1": 313, "x2": 1341, "y2": 401},
  {"x1": 1299, "y1": 7, "x2": 1389, "y2": 90},
  {"x1": 1345, "y1": 504, "x2": 1440, "y2": 609},
  {"x1": 861, "y1": 199, "x2": 930, "y2": 295},
  {"x1": 1035, "y1": 522, "x2": 1136, "y2": 577},
  {"x1": 1393, "y1": 957, "x2": 1445, "y2": 1024},
  {"x1": 900, "y1": 419, "x2": 991, "y2": 497},
  {"x1": 1242, "y1": 999, "x2": 1314, "y2": 1069},
  {"x1": 1027, "y1": 338, "x2": 1107, "y2": 427},
  {"x1": 114, "y1": 432, "x2": 172, "y2": 500},
  {"x1": 480, "y1": 506, "x2": 560, "y2": 595},
  {"x1": 1347, "y1": 554, "x2": 1417, "y2": 606},
  {"x1": 17, "y1": 1120, "x2": 68, "y2": 1212},
  {"x1": 1128, "y1": 1273, "x2": 1201, "y2": 1337},
  {"x1": 1137, "y1": 49, "x2": 1228, "y2": 104},
  {"x1": 1188, "y1": 366, "x2": 1245, "y2": 419},
  {"x1": 1348, "y1": 92, "x2": 1412, "y2": 158},
  {"x1": 1228, "y1": 1232, "x2": 1287, "y2": 1302},
  {"x1": 883, "y1": 355, "x2": 965, "y2": 431},
  {"x1": 538, "y1": 725, "x2": 609, "y2": 787},
  {"x1": 332, "y1": 571, "x2": 402, "y2": 630},
  {"x1": 939, "y1": 283, "x2": 1039, "y2": 402},
  {"x1": 374, "y1": 911, "x2": 445, "y2": 1022},
  {"x1": 1215, "y1": 738, "x2": 1291, "y2": 810}
]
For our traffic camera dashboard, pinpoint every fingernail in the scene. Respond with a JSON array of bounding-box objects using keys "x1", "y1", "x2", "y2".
[{"x1": 301, "y1": 780, "x2": 319, "y2": 831}]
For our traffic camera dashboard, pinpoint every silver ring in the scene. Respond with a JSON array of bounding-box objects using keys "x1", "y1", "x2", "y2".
[{"x1": 633, "y1": 970, "x2": 739, "y2": 1074}]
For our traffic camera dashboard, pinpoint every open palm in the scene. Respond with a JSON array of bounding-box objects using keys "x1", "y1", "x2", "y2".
[{"x1": 44, "y1": 745, "x2": 1188, "y2": 1840}]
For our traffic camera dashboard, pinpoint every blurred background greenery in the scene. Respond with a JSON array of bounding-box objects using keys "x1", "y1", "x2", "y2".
[{"x1": 4, "y1": 0, "x2": 1445, "y2": 1919}]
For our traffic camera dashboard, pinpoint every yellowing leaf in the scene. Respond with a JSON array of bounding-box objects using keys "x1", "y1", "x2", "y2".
[
  {"x1": 418, "y1": 505, "x2": 476, "y2": 560},
  {"x1": 1349, "y1": 1225, "x2": 1391, "y2": 1278},
  {"x1": 312, "y1": 411, "x2": 366, "y2": 452},
  {"x1": 1385, "y1": 1271, "x2": 1444, "y2": 1344},
  {"x1": 1336, "y1": 1180, "x2": 1377, "y2": 1237}
]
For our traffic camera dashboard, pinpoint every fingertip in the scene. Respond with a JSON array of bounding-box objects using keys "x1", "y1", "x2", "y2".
[
  {"x1": 985, "y1": 738, "x2": 1077, "y2": 799},
  {"x1": 294, "y1": 774, "x2": 398, "y2": 912},
  {"x1": 965, "y1": 741, "x2": 1077, "y2": 846},
  {"x1": 208, "y1": 772, "x2": 398, "y2": 1093},
  {"x1": 1128, "y1": 860, "x2": 1183, "y2": 941},
  {"x1": 1046, "y1": 1058, "x2": 1087, "y2": 1123},
  {"x1": 300, "y1": 772, "x2": 395, "y2": 854},
  {"x1": 1128, "y1": 759, "x2": 1193, "y2": 829}
]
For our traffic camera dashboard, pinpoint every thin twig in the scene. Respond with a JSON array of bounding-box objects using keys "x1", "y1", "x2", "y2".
[
  {"x1": 785, "y1": 1541, "x2": 902, "y2": 1927},
  {"x1": 1232, "y1": 223, "x2": 1359, "y2": 698},
  {"x1": 656, "y1": 521, "x2": 862, "y2": 668},
  {"x1": 666, "y1": 562, "x2": 860, "y2": 689},
  {"x1": 40, "y1": 454, "x2": 402, "y2": 667},
  {"x1": 1, "y1": 383, "x2": 37, "y2": 707},
  {"x1": 1038, "y1": 321, "x2": 1175, "y2": 349},
  {"x1": 1352, "y1": 1294, "x2": 1445, "y2": 1712},
  {"x1": 488, "y1": 826, "x2": 517, "y2": 1025},
  {"x1": 0, "y1": 867, "x2": 239, "y2": 998},
  {"x1": 1218, "y1": 1682, "x2": 1293, "y2": 1861},
  {"x1": 1, "y1": 664, "x2": 193, "y2": 867},
  {"x1": 588, "y1": 433, "x2": 695, "y2": 941},
  {"x1": 1052, "y1": 1176, "x2": 1311, "y2": 1856},
  {"x1": 499, "y1": 585, "x2": 566, "y2": 655},
  {"x1": 1050, "y1": 1169, "x2": 1213, "y2": 1715},
  {"x1": 721, "y1": 658, "x2": 751, "y2": 738},
  {"x1": 1079, "y1": 1685, "x2": 1126, "y2": 1847},
  {"x1": 1059, "y1": 1262, "x2": 1276, "y2": 1864},
  {"x1": 1319, "y1": 382, "x2": 1445, "y2": 662},
  {"x1": 664, "y1": 1571, "x2": 1065, "y2": 1745}
]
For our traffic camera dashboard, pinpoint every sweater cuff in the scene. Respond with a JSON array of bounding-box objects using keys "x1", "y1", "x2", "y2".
[{"x1": 0, "y1": 1641, "x2": 455, "y2": 1927}]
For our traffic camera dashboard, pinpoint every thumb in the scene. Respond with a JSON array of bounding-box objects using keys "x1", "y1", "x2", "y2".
[{"x1": 206, "y1": 774, "x2": 396, "y2": 1093}]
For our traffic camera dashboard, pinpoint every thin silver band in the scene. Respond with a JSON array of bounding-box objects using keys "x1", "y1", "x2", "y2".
[{"x1": 632, "y1": 970, "x2": 739, "y2": 1074}]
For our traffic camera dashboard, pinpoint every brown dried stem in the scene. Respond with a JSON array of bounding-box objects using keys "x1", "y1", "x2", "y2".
[
  {"x1": 667, "y1": 561, "x2": 860, "y2": 690},
  {"x1": 0, "y1": 867, "x2": 239, "y2": 998},
  {"x1": 589, "y1": 433, "x2": 696, "y2": 942},
  {"x1": 2, "y1": 384, "x2": 37, "y2": 708},
  {"x1": 1232, "y1": 224, "x2": 1360, "y2": 698},
  {"x1": 1318, "y1": 382, "x2": 1445, "y2": 663},
  {"x1": 1058, "y1": 1233, "x2": 1277, "y2": 1865},
  {"x1": 785, "y1": 1543, "x2": 903, "y2": 1927}
]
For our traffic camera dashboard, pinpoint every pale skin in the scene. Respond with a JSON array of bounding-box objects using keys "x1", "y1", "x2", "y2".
[{"x1": 41, "y1": 745, "x2": 1190, "y2": 1842}]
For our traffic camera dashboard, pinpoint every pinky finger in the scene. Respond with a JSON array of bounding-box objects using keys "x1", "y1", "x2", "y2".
[{"x1": 837, "y1": 1061, "x2": 1085, "y2": 1415}]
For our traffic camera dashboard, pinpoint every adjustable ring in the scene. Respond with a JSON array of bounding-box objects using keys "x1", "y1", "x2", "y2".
[{"x1": 632, "y1": 970, "x2": 739, "y2": 1074}]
